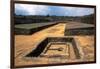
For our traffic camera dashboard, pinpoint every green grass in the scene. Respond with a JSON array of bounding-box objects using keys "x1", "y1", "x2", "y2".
[{"x1": 15, "y1": 23, "x2": 56, "y2": 29}]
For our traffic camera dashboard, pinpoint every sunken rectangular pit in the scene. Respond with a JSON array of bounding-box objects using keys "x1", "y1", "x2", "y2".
[{"x1": 26, "y1": 37, "x2": 82, "y2": 59}]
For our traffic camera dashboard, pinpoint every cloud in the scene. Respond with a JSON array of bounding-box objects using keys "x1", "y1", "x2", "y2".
[
  {"x1": 15, "y1": 4, "x2": 50, "y2": 15},
  {"x1": 15, "y1": 4, "x2": 94, "y2": 16}
]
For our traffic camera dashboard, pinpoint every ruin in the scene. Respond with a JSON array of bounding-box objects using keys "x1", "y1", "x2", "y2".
[{"x1": 26, "y1": 37, "x2": 83, "y2": 59}]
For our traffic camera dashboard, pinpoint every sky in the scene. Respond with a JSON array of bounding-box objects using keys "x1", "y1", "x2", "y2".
[{"x1": 15, "y1": 4, "x2": 94, "y2": 16}]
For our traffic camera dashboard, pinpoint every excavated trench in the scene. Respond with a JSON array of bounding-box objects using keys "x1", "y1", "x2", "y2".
[{"x1": 26, "y1": 37, "x2": 81, "y2": 59}]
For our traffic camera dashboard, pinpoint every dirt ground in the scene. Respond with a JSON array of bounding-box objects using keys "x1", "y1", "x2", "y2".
[{"x1": 14, "y1": 23, "x2": 95, "y2": 66}]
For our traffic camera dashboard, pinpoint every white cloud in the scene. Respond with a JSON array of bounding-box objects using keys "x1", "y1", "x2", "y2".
[{"x1": 15, "y1": 4, "x2": 50, "y2": 15}]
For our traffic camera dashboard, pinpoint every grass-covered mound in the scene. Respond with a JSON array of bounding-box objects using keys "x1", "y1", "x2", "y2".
[{"x1": 15, "y1": 22, "x2": 58, "y2": 35}]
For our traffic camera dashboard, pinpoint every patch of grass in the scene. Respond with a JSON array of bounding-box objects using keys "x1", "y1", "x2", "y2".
[
  {"x1": 15, "y1": 23, "x2": 56, "y2": 29},
  {"x1": 15, "y1": 22, "x2": 57, "y2": 35}
]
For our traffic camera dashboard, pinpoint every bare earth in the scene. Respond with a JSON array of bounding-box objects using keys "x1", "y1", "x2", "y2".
[{"x1": 14, "y1": 23, "x2": 95, "y2": 66}]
